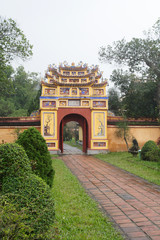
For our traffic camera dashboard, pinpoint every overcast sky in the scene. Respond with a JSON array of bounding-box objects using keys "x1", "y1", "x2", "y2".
[{"x1": 1, "y1": 0, "x2": 160, "y2": 85}]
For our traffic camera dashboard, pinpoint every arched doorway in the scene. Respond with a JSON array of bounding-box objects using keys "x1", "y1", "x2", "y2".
[{"x1": 59, "y1": 113, "x2": 88, "y2": 153}]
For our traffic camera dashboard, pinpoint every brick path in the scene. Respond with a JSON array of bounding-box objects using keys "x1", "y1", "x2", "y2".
[{"x1": 61, "y1": 154, "x2": 160, "y2": 240}]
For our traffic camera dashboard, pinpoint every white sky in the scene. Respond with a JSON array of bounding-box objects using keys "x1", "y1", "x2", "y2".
[{"x1": 1, "y1": 0, "x2": 160, "y2": 85}]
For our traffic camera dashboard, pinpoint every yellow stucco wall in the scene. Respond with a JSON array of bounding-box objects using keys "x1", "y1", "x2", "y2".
[
  {"x1": 108, "y1": 125, "x2": 160, "y2": 152},
  {"x1": 0, "y1": 126, "x2": 41, "y2": 144},
  {"x1": 0, "y1": 125, "x2": 159, "y2": 152}
]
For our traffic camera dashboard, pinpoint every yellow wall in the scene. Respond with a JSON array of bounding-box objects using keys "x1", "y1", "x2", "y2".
[
  {"x1": 0, "y1": 125, "x2": 159, "y2": 152},
  {"x1": 108, "y1": 125, "x2": 160, "y2": 152},
  {"x1": 0, "y1": 126, "x2": 41, "y2": 144}
]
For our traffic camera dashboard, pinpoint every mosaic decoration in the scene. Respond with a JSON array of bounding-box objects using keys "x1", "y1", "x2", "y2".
[
  {"x1": 69, "y1": 79, "x2": 79, "y2": 83},
  {"x1": 81, "y1": 78, "x2": 87, "y2": 83},
  {"x1": 60, "y1": 88, "x2": 70, "y2": 95},
  {"x1": 93, "y1": 89, "x2": 104, "y2": 95},
  {"x1": 93, "y1": 101, "x2": 106, "y2": 108},
  {"x1": 42, "y1": 101, "x2": 56, "y2": 108},
  {"x1": 78, "y1": 72, "x2": 84, "y2": 76},
  {"x1": 80, "y1": 88, "x2": 89, "y2": 95},
  {"x1": 93, "y1": 142, "x2": 106, "y2": 147},
  {"x1": 44, "y1": 88, "x2": 55, "y2": 95},
  {"x1": 61, "y1": 78, "x2": 67, "y2": 83},
  {"x1": 93, "y1": 112, "x2": 105, "y2": 137},
  {"x1": 72, "y1": 88, "x2": 77, "y2": 95},
  {"x1": 47, "y1": 142, "x2": 56, "y2": 147},
  {"x1": 59, "y1": 101, "x2": 67, "y2": 106},
  {"x1": 43, "y1": 112, "x2": 55, "y2": 137},
  {"x1": 82, "y1": 101, "x2": 89, "y2": 106}
]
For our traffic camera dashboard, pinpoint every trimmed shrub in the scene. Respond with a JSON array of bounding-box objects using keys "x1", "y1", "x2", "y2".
[
  {"x1": 0, "y1": 194, "x2": 33, "y2": 239},
  {"x1": 16, "y1": 127, "x2": 54, "y2": 187},
  {"x1": 2, "y1": 174, "x2": 55, "y2": 239},
  {"x1": 157, "y1": 137, "x2": 160, "y2": 147},
  {"x1": 141, "y1": 140, "x2": 160, "y2": 162},
  {"x1": 0, "y1": 143, "x2": 32, "y2": 189}
]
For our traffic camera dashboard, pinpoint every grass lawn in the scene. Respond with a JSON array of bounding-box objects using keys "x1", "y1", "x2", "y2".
[
  {"x1": 96, "y1": 152, "x2": 160, "y2": 186},
  {"x1": 64, "y1": 140, "x2": 82, "y2": 151},
  {"x1": 52, "y1": 156, "x2": 123, "y2": 240}
]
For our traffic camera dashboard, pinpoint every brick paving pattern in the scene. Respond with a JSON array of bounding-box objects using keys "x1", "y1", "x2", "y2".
[{"x1": 61, "y1": 154, "x2": 160, "y2": 240}]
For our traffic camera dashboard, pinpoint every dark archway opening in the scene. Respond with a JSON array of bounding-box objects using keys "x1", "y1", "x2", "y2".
[{"x1": 59, "y1": 114, "x2": 88, "y2": 153}]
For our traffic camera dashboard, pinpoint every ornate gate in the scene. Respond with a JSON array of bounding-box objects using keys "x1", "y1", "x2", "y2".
[{"x1": 40, "y1": 62, "x2": 108, "y2": 154}]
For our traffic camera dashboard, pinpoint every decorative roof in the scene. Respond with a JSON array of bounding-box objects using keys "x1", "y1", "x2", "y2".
[
  {"x1": 44, "y1": 62, "x2": 107, "y2": 84},
  {"x1": 41, "y1": 80, "x2": 95, "y2": 87}
]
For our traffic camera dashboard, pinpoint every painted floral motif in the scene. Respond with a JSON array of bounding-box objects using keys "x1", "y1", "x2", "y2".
[
  {"x1": 44, "y1": 88, "x2": 55, "y2": 95},
  {"x1": 72, "y1": 88, "x2": 77, "y2": 95},
  {"x1": 80, "y1": 88, "x2": 89, "y2": 95},
  {"x1": 60, "y1": 88, "x2": 70, "y2": 95},
  {"x1": 93, "y1": 101, "x2": 106, "y2": 107},
  {"x1": 59, "y1": 101, "x2": 67, "y2": 106},
  {"x1": 93, "y1": 89, "x2": 104, "y2": 95},
  {"x1": 82, "y1": 101, "x2": 89, "y2": 106},
  {"x1": 42, "y1": 101, "x2": 56, "y2": 107},
  {"x1": 93, "y1": 142, "x2": 106, "y2": 147}
]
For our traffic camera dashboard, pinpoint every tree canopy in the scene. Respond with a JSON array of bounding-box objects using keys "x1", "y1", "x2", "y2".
[
  {"x1": 0, "y1": 17, "x2": 40, "y2": 117},
  {"x1": 0, "y1": 17, "x2": 33, "y2": 63},
  {"x1": 99, "y1": 19, "x2": 160, "y2": 118}
]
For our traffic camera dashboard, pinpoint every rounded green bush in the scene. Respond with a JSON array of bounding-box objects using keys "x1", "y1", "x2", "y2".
[
  {"x1": 0, "y1": 143, "x2": 32, "y2": 187},
  {"x1": 16, "y1": 127, "x2": 54, "y2": 187},
  {"x1": 141, "y1": 140, "x2": 160, "y2": 162},
  {"x1": 0, "y1": 194, "x2": 33, "y2": 239},
  {"x1": 2, "y1": 174, "x2": 55, "y2": 239}
]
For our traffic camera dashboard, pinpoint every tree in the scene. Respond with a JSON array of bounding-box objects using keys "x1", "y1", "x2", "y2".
[
  {"x1": 0, "y1": 17, "x2": 33, "y2": 63},
  {"x1": 0, "y1": 66, "x2": 40, "y2": 117},
  {"x1": 0, "y1": 16, "x2": 33, "y2": 102},
  {"x1": 115, "y1": 118, "x2": 130, "y2": 150},
  {"x1": 99, "y1": 19, "x2": 160, "y2": 117},
  {"x1": 108, "y1": 88, "x2": 121, "y2": 115}
]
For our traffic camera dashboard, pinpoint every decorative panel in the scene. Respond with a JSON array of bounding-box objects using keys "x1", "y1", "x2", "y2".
[
  {"x1": 93, "y1": 89, "x2": 104, "y2": 95},
  {"x1": 44, "y1": 88, "x2": 55, "y2": 95},
  {"x1": 82, "y1": 101, "x2": 89, "y2": 106},
  {"x1": 93, "y1": 101, "x2": 106, "y2": 107},
  {"x1": 43, "y1": 112, "x2": 55, "y2": 137},
  {"x1": 80, "y1": 88, "x2": 89, "y2": 95},
  {"x1": 93, "y1": 112, "x2": 105, "y2": 137},
  {"x1": 72, "y1": 88, "x2": 77, "y2": 95},
  {"x1": 69, "y1": 79, "x2": 79, "y2": 83},
  {"x1": 47, "y1": 142, "x2": 56, "y2": 148},
  {"x1": 68, "y1": 100, "x2": 80, "y2": 106},
  {"x1": 93, "y1": 142, "x2": 106, "y2": 147},
  {"x1": 59, "y1": 101, "x2": 67, "y2": 106},
  {"x1": 42, "y1": 101, "x2": 56, "y2": 108},
  {"x1": 60, "y1": 88, "x2": 70, "y2": 95}
]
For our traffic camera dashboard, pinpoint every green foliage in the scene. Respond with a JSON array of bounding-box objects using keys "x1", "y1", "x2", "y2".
[
  {"x1": 52, "y1": 157, "x2": 123, "y2": 240},
  {"x1": 0, "y1": 195, "x2": 33, "y2": 240},
  {"x1": 16, "y1": 127, "x2": 54, "y2": 187},
  {"x1": 0, "y1": 17, "x2": 33, "y2": 63},
  {"x1": 2, "y1": 174, "x2": 55, "y2": 239},
  {"x1": 63, "y1": 125, "x2": 72, "y2": 141},
  {"x1": 99, "y1": 19, "x2": 160, "y2": 117},
  {"x1": 115, "y1": 118, "x2": 130, "y2": 150},
  {"x1": 96, "y1": 152, "x2": 160, "y2": 186},
  {"x1": 0, "y1": 143, "x2": 32, "y2": 189},
  {"x1": 108, "y1": 88, "x2": 121, "y2": 115},
  {"x1": 141, "y1": 140, "x2": 160, "y2": 162},
  {"x1": 0, "y1": 142, "x2": 55, "y2": 239},
  {"x1": 0, "y1": 17, "x2": 40, "y2": 117}
]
